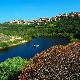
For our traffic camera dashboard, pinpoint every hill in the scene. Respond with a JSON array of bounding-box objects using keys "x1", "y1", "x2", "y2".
[
  {"x1": 0, "y1": 12, "x2": 80, "y2": 46},
  {"x1": 5, "y1": 12, "x2": 80, "y2": 25},
  {"x1": 18, "y1": 42, "x2": 80, "y2": 80}
]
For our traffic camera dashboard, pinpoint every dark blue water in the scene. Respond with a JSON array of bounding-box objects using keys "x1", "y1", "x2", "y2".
[{"x1": 0, "y1": 38, "x2": 68, "y2": 62}]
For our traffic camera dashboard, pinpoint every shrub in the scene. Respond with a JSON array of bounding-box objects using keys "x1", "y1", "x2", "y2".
[{"x1": 0, "y1": 57, "x2": 31, "y2": 80}]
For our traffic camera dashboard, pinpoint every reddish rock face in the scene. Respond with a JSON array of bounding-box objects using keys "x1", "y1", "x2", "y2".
[{"x1": 18, "y1": 42, "x2": 80, "y2": 80}]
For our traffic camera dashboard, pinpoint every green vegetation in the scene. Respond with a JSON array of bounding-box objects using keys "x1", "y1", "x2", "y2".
[
  {"x1": 0, "y1": 16, "x2": 80, "y2": 43},
  {"x1": 54, "y1": 18, "x2": 80, "y2": 42},
  {"x1": 0, "y1": 57, "x2": 32, "y2": 80},
  {"x1": 0, "y1": 33, "x2": 31, "y2": 49}
]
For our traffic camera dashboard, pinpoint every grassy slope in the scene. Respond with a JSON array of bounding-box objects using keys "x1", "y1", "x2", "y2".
[{"x1": 0, "y1": 33, "x2": 31, "y2": 49}]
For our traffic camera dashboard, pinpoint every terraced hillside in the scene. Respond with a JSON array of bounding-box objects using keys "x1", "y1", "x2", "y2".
[{"x1": 18, "y1": 42, "x2": 80, "y2": 80}]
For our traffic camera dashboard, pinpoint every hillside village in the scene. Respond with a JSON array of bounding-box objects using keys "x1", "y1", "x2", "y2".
[{"x1": 6, "y1": 12, "x2": 80, "y2": 25}]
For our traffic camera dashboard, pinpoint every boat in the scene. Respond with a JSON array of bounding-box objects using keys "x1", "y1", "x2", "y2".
[{"x1": 33, "y1": 45, "x2": 39, "y2": 48}]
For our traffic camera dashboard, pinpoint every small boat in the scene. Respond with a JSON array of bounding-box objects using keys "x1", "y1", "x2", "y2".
[{"x1": 33, "y1": 45, "x2": 39, "y2": 48}]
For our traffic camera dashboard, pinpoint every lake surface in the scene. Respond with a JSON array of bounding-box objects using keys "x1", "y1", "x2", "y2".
[{"x1": 0, "y1": 38, "x2": 68, "y2": 62}]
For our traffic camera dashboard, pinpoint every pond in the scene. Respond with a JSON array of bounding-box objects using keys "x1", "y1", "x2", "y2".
[{"x1": 0, "y1": 38, "x2": 68, "y2": 62}]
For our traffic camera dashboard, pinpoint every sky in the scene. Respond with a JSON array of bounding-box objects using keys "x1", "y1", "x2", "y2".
[{"x1": 0, "y1": 0, "x2": 80, "y2": 22}]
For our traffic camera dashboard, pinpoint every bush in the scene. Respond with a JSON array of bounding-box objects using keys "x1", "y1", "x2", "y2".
[{"x1": 0, "y1": 57, "x2": 31, "y2": 80}]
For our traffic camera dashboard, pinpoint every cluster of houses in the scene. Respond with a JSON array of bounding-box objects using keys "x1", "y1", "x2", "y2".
[{"x1": 7, "y1": 12, "x2": 80, "y2": 25}]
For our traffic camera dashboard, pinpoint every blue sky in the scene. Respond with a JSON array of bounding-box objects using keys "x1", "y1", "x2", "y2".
[{"x1": 0, "y1": 0, "x2": 80, "y2": 22}]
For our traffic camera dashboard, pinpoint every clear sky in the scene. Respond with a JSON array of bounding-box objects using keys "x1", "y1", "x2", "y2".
[{"x1": 0, "y1": 0, "x2": 80, "y2": 22}]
